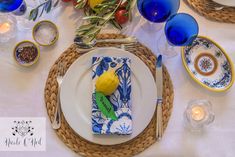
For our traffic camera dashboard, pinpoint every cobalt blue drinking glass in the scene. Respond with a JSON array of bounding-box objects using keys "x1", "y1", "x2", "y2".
[
  {"x1": 158, "y1": 13, "x2": 199, "y2": 57},
  {"x1": 137, "y1": 0, "x2": 180, "y2": 23},
  {"x1": 0, "y1": 0, "x2": 27, "y2": 16},
  {"x1": 165, "y1": 13, "x2": 199, "y2": 46}
]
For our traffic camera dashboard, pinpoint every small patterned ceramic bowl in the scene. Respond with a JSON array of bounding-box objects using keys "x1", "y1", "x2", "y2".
[
  {"x1": 13, "y1": 40, "x2": 40, "y2": 67},
  {"x1": 32, "y1": 20, "x2": 59, "y2": 46},
  {"x1": 181, "y1": 36, "x2": 234, "y2": 92}
]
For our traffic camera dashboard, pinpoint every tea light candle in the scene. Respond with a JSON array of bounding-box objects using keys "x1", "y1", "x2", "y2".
[
  {"x1": 185, "y1": 100, "x2": 214, "y2": 131},
  {"x1": 191, "y1": 106, "x2": 205, "y2": 121},
  {"x1": 0, "y1": 22, "x2": 11, "y2": 34},
  {"x1": 0, "y1": 14, "x2": 16, "y2": 43}
]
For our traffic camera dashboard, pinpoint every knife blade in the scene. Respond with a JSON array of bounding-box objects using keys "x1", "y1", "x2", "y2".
[
  {"x1": 156, "y1": 55, "x2": 163, "y2": 140},
  {"x1": 156, "y1": 55, "x2": 163, "y2": 100}
]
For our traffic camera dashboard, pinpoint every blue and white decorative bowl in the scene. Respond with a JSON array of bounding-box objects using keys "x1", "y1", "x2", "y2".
[{"x1": 181, "y1": 36, "x2": 234, "y2": 92}]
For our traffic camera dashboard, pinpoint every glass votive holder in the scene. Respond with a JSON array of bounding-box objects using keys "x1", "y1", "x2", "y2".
[
  {"x1": 0, "y1": 14, "x2": 17, "y2": 43},
  {"x1": 184, "y1": 99, "x2": 215, "y2": 131}
]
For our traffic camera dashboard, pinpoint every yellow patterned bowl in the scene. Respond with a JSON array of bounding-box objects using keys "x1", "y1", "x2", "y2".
[{"x1": 181, "y1": 36, "x2": 234, "y2": 92}]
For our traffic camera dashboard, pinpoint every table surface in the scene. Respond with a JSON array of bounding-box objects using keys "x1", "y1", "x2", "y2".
[{"x1": 1, "y1": 1, "x2": 235, "y2": 157}]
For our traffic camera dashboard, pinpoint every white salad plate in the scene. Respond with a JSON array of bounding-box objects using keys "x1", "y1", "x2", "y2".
[
  {"x1": 60, "y1": 47, "x2": 157, "y2": 145},
  {"x1": 213, "y1": 0, "x2": 235, "y2": 7}
]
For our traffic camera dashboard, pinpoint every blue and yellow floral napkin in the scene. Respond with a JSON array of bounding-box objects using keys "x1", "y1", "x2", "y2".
[{"x1": 92, "y1": 56, "x2": 132, "y2": 135}]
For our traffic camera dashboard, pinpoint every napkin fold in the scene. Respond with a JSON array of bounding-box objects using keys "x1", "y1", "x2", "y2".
[{"x1": 92, "y1": 56, "x2": 132, "y2": 135}]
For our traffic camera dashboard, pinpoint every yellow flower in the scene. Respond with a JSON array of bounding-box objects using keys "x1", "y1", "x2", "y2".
[
  {"x1": 88, "y1": 0, "x2": 104, "y2": 10},
  {"x1": 96, "y1": 70, "x2": 119, "y2": 96}
]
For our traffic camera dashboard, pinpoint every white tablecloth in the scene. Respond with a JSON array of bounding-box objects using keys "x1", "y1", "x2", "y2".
[{"x1": 1, "y1": 1, "x2": 235, "y2": 157}]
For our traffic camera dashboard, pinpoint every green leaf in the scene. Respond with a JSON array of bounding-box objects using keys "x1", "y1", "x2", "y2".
[
  {"x1": 39, "y1": 5, "x2": 45, "y2": 17},
  {"x1": 76, "y1": 0, "x2": 84, "y2": 3},
  {"x1": 76, "y1": 25, "x2": 100, "y2": 39},
  {"x1": 33, "y1": 10, "x2": 39, "y2": 21},
  {"x1": 82, "y1": 16, "x2": 105, "y2": 20},
  {"x1": 83, "y1": 26, "x2": 101, "y2": 37},
  {"x1": 77, "y1": 24, "x2": 95, "y2": 32},
  {"x1": 75, "y1": 0, "x2": 87, "y2": 9},
  {"x1": 83, "y1": 7, "x2": 93, "y2": 16},
  {"x1": 29, "y1": 9, "x2": 39, "y2": 21},
  {"x1": 45, "y1": 0, "x2": 52, "y2": 13},
  {"x1": 53, "y1": 0, "x2": 60, "y2": 7},
  {"x1": 29, "y1": 9, "x2": 36, "y2": 21},
  {"x1": 102, "y1": 12, "x2": 114, "y2": 21},
  {"x1": 95, "y1": 92, "x2": 118, "y2": 121},
  {"x1": 109, "y1": 19, "x2": 122, "y2": 30},
  {"x1": 95, "y1": 5, "x2": 115, "y2": 12},
  {"x1": 95, "y1": 1, "x2": 116, "y2": 8},
  {"x1": 28, "y1": 0, "x2": 55, "y2": 21}
]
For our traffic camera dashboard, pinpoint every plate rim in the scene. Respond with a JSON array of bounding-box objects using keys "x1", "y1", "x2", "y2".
[
  {"x1": 181, "y1": 35, "x2": 235, "y2": 92},
  {"x1": 60, "y1": 47, "x2": 157, "y2": 145},
  {"x1": 212, "y1": 0, "x2": 235, "y2": 7}
]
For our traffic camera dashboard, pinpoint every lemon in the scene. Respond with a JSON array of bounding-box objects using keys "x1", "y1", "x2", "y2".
[
  {"x1": 88, "y1": 0, "x2": 104, "y2": 10},
  {"x1": 96, "y1": 70, "x2": 119, "y2": 96}
]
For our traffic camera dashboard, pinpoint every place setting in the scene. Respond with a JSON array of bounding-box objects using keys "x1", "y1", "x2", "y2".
[
  {"x1": 44, "y1": 33, "x2": 174, "y2": 156},
  {"x1": 43, "y1": 1, "x2": 181, "y2": 155},
  {"x1": 0, "y1": 0, "x2": 235, "y2": 156},
  {"x1": 184, "y1": 0, "x2": 235, "y2": 23}
]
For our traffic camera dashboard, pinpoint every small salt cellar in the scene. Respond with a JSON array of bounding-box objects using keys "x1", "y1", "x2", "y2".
[
  {"x1": 32, "y1": 20, "x2": 59, "y2": 46},
  {"x1": 184, "y1": 99, "x2": 215, "y2": 131}
]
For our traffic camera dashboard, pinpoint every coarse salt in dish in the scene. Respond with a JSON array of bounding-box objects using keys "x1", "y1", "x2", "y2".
[{"x1": 33, "y1": 20, "x2": 59, "y2": 46}]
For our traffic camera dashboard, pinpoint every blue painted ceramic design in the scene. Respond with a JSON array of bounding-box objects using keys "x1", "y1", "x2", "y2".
[
  {"x1": 183, "y1": 37, "x2": 233, "y2": 90},
  {"x1": 92, "y1": 56, "x2": 132, "y2": 135}
]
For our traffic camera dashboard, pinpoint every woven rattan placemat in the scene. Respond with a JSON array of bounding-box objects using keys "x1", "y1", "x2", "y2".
[
  {"x1": 44, "y1": 34, "x2": 174, "y2": 157},
  {"x1": 184, "y1": 0, "x2": 235, "y2": 23}
]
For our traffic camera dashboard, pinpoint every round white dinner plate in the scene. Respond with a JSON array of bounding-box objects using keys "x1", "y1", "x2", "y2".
[
  {"x1": 212, "y1": 0, "x2": 235, "y2": 7},
  {"x1": 60, "y1": 47, "x2": 157, "y2": 145}
]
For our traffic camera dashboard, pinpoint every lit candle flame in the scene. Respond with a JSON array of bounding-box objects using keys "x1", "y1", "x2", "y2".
[
  {"x1": 191, "y1": 106, "x2": 205, "y2": 121},
  {"x1": 0, "y1": 22, "x2": 11, "y2": 34}
]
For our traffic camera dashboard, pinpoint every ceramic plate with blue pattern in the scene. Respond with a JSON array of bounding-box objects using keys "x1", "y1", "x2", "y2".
[
  {"x1": 60, "y1": 47, "x2": 157, "y2": 145},
  {"x1": 182, "y1": 36, "x2": 234, "y2": 92}
]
